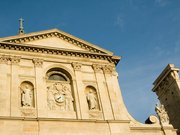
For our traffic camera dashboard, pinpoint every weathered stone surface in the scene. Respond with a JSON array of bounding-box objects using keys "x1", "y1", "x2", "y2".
[
  {"x1": 153, "y1": 64, "x2": 180, "y2": 135},
  {"x1": 0, "y1": 29, "x2": 177, "y2": 135}
]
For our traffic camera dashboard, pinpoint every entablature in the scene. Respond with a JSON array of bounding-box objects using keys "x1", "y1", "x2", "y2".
[{"x1": 0, "y1": 42, "x2": 120, "y2": 65}]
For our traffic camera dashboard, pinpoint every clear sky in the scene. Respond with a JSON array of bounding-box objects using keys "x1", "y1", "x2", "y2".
[{"x1": 0, "y1": 0, "x2": 180, "y2": 123}]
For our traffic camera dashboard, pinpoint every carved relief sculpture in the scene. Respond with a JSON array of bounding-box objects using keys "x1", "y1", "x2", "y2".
[
  {"x1": 47, "y1": 85, "x2": 56, "y2": 110},
  {"x1": 155, "y1": 104, "x2": 169, "y2": 124},
  {"x1": 47, "y1": 82, "x2": 74, "y2": 111},
  {"x1": 64, "y1": 86, "x2": 74, "y2": 111},
  {"x1": 20, "y1": 82, "x2": 34, "y2": 107}
]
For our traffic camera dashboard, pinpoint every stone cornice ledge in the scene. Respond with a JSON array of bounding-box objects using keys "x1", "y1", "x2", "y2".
[
  {"x1": 130, "y1": 124, "x2": 176, "y2": 130},
  {"x1": 152, "y1": 64, "x2": 179, "y2": 92},
  {"x1": 0, "y1": 42, "x2": 121, "y2": 65},
  {"x1": 130, "y1": 125, "x2": 162, "y2": 130},
  {"x1": 0, "y1": 116, "x2": 130, "y2": 123}
]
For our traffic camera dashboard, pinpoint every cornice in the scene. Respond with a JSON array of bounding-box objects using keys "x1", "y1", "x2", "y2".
[
  {"x1": 0, "y1": 42, "x2": 120, "y2": 65},
  {"x1": 152, "y1": 64, "x2": 179, "y2": 92},
  {"x1": 0, "y1": 29, "x2": 113, "y2": 55}
]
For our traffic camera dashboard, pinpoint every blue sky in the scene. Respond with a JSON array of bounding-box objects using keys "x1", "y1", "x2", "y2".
[{"x1": 0, "y1": 0, "x2": 180, "y2": 123}]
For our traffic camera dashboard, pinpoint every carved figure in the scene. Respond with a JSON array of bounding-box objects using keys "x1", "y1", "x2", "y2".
[
  {"x1": 21, "y1": 85, "x2": 33, "y2": 107},
  {"x1": 47, "y1": 83, "x2": 74, "y2": 111},
  {"x1": 155, "y1": 104, "x2": 169, "y2": 124},
  {"x1": 86, "y1": 89, "x2": 98, "y2": 110},
  {"x1": 64, "y1": 86, "x2": 74, "y2": 111},
  {"x1": 47, "y1": 86, "x2": 56, "y2": 110}
]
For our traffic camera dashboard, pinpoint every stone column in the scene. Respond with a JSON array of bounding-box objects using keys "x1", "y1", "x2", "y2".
[
  {"x1": 0, "y1": 55, "x2": 11, "y2": 116},
  {"x1": 10, "y1": 56, "x2": 21, "y2": 117},
  {"x1": 72, "y1": 62, "x2": 88, "y2": 119},
  {"x1": 33, "y1": 58, "x2": 47, "y2": 117},
  {"x1": 92, "y1": 64, "x2": 114, "y2": 120}
]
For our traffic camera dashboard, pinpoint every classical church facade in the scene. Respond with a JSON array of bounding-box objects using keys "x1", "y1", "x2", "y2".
[{"x1": 0, "y1": 26, "x2": 177, "y2": 135}]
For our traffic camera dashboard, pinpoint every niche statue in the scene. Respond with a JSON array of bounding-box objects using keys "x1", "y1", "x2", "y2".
[
  {"x1": 20, "y1": 84, "x2": 34, "y2": 107},
  {"x1": 86, "y1": 89, "x2": 98, "y2": 110}
]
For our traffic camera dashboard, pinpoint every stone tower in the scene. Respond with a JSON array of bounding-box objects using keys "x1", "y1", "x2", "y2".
[{"x1": 153, "y1": 64, "x2": 180, "y2": 135}]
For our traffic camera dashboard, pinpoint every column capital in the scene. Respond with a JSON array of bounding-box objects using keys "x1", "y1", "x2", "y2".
[
  {"x1": 10, "y1": 56, "x2": 21, "y2": 65},
  {"x1": 72, "y1": 62, "x2": 82, "y2": 71},
  {"x1": 0, "y1": 55, "x2": 10, "y2": 64},
  {"x1": 102, "y1": 65, "x2": 115, "y2": 74},
  {"x1": 33, "y1": 58, "x2": 43, "y2": 67},
  {"x1": 92, "y1": 64, "x2": 102, "y2": 73}
]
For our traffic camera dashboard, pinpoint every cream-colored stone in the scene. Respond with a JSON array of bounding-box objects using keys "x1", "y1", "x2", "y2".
[
  {"x1": 26, "y1": 37, "x2": 85, "y2": 51},
  {"x1": 0, "y1": 29, "x2": 177, "y2": 135},
  {"x1": 0, "y1": 63, "x2": 11, "y2": 116}
]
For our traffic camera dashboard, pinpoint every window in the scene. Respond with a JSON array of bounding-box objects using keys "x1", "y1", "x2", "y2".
[{"x1": 48, "y1": 73, "x2": 67, "y2": 81}]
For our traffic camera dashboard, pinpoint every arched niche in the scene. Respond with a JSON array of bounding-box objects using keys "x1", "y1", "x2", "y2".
[
  {"x1": 46, "y1": 68, "x2": 74, "y2": 111},
  {"x1": 20, "y1": 81, "x2": 35, "y2": 108},
  {"x1": 85, "y1": 86, "x2": 100, "y2": 111}
]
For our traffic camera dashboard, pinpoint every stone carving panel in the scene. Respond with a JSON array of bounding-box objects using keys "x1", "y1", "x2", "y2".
[
  {"x1": 20, "y1": 81, "x2": 34, "y2": 108},
  {"x1": 47, "y1": 82, "x2": 74, "y2": 111}
]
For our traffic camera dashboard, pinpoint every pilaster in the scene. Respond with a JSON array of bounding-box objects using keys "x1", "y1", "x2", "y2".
[
  {"x1": 33, "y1": 58, "x2": 47, "y2": 117},
  {"x1": 72, "y1": 62, "x2": 88, "y2": 119},
  {"x1": 10, "y1": 56, "x2": 21, "y2": 117},
  {"x1": 92, "y1": 64, "x2": 114, "y2": 120},
  {"x1": 102, "y1": 64, "x2": 126, "y2": 120},
  {"x1": 0, "y1": 55, "x2": 11, "y2": 116}
]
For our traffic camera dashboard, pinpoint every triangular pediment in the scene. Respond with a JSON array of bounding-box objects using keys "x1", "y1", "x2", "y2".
[
  {"x1": 0, "y1": 29, "x2": 113, "y2": 55},
  {"x1": 25, "y1": 37, "x2": 85, "y2": 51}
]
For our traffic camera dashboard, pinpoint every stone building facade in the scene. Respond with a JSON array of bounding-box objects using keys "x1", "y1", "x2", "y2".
[
  {"x1": 153, "y1": 64, "x2": 180, "y2": 135},
  {"x1": 0, "y1": 28, "x2": 177, "y2": 135}
]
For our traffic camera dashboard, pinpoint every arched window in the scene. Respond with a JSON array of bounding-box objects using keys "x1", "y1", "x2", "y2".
[{"x1": 47, "y1": 71, "x2": 68, "y2": 81}]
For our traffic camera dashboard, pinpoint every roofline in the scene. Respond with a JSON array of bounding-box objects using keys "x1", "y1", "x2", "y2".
[{"x1": 0, "y1": 28, "x2": 113, "y2": 55}]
